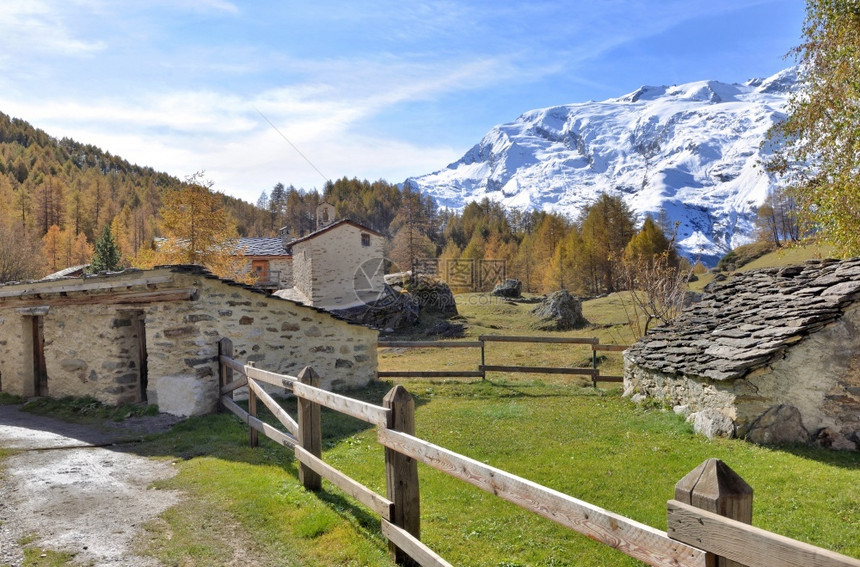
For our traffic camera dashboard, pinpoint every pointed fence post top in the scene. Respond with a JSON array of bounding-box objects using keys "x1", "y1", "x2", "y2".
[
  {"x1": 675, "y1": 458, "x2": 753, "y2": 524},
  {"x1": 383, "y1": 385, "x2": 415, "y2": 435},
  {"x1": 383, "y1": 384, "x2": 414, "y2": 406},
  {"x1": 298, "y1": 366, "x2": 320, "y2": 386}
]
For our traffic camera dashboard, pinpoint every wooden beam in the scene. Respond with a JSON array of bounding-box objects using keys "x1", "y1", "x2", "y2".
[
  {"x1": 479, "y1": 335, "x2": 599, "y2": 345},
  {"x1": 480, "y1": 364, "x2": 597, "y2": 376},
  {"x1": 377, "y1": 371, "x2": 485, "y2": 378},
  {"x1": 378, "y1": 341, "x2": 483, "y2": 348},
  {"x1": 220, "y1": 376, "x2": 248, "y2": 396},
  {"x1": 218, "y1": 338, "x2": 234, "y2": 411},
  {"x1": 384, "y1": 385, "x2": 421, "y2": 567},
  {"x1": 294, "y1": 445, "x2": 394, "y2": 520},
  {"x1": 381, "y1": 520, "x2": 453, "y2": 567},
  {"x1": 674, "y1": 458, "x2": 752, "y2": 567},
  {"x1": 0, "y1": 288, "x2": 197, "y2": 308},
  {"x1": 0, "y1": 274, "x2": 174, "y2": 298},
  {"x1": 378, "y1": 428, "x2": 706, "y2": 567},
  {"x1": 220, "y1": 396, "x2": 249, "y2": 422},
  {"x1": 248, "y1": 415, "x2": 298, "y2": 449},
  {"x1": 292, "y1": 381, "x2": 389, "y2": 427},
  {"x1": 595, "y1": 375, "x2": 624, "y2": 383},
  {"x1": 667, "y1": 500, "x2": 860, "y2": 567},
  {"x1": 593, "y1": 344, "x2": 628, "y2": 352},
  {"x1": 247, "y1": 378, "x2": 299, "y2": 437}
]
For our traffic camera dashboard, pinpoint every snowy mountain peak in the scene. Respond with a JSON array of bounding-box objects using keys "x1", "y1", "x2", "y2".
[{"x1": 408, "y1": 68, "x2": 797, "y2": 265}]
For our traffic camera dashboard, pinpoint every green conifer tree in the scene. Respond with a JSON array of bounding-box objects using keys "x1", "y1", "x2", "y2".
[{"x1": 89, "y1": 224, "x2": 122, "y2": 273}]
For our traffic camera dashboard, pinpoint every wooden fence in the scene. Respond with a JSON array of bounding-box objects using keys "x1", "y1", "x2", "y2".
[
  {"x1": 217, "y1": 337, "x2": 860, "y2": 567},
  {"x1": 378, "y1": 335, "x2": 628, "y2": 386}
]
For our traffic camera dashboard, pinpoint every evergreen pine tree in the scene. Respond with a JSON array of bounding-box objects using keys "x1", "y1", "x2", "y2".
[{"x1": 90, "y1": 224, "x2": 122, "y2": 273}]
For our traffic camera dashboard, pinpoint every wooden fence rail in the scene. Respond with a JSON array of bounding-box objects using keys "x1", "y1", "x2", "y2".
[
  {"x1": 378, "y1": 335, "x2": 628, "y2": 385},
  {"x1": 216, "y1": 337, "x2": 860, "y2": 567}
]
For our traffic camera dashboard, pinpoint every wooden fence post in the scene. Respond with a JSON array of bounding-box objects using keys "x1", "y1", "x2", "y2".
[
  {"x1": 217, "y1": 338, "x2": 233, "y2": 411},
  {"x1": 383, "y1": 385, "x2": 420, "y2": 566},
  {"x1": 297, "y1": 366, "x2": 322, "y2": 491},
  {"x1": 480, "y1": 339, "x2": 486, "y2": 381},
  {"x1": 670, "y1": 458, "x2": 753, "y2": 567},
  {"x1": 247, "y1": 361, "x2": 259, "y2": 447}
]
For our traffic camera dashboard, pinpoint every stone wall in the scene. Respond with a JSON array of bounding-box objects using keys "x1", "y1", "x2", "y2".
[
  {"x1": 270, "y1": 258, "x2": 293, "y2": 288},
  {"x1": 623, "y1": 304, "x2": 860, "y2": 448},
  {"x1": 0, "y1": 267, "x2": 379, "y2": 417},
  {"x1": 292, "y1": 224, "x2": 384, "y2": 309}
]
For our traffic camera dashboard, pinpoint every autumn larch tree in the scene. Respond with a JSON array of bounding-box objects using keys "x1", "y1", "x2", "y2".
[
  {"x1": 767, "y1": 0, "x2": 860, "y2": 256},
  {"x1": 155, "y1": 174, "x2": 246, "y2": 280}
]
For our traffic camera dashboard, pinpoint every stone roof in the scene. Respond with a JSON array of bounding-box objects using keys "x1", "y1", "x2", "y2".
[
  {"x1": 626, "y1": 258, "x2": 860, "y2": 381},
  {"x1": 286, "y1": 219, "x2": 384, "y2": 248},
  {"x1": 236, "y1": 237, "x2": 290, "y2": 257}
]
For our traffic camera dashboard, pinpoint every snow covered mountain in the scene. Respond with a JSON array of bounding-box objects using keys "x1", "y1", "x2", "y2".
[{"x1": 408, "y1": 68, "x2": 797, "y2": 264}]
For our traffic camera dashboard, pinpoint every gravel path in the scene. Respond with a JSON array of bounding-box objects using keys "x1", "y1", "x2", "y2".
[{"x1": 0, "y1": 405, "x2": 183, "y2": 566}]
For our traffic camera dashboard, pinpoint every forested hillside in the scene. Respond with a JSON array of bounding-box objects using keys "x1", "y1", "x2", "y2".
[
  {"x1": 0, "y1": 111, "x2": 265, "y2": 280},
  {"x1": 0, "y1": 111, "x2": 694, "y2": 298}
]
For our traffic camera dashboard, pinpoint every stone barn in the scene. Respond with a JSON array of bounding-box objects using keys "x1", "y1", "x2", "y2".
[
  {"x1": 624, "y1": 258, "x2": 860, "y2": 450},
  {"x1": 0, "y1": 265, "x2": 378, "y2": 417}
]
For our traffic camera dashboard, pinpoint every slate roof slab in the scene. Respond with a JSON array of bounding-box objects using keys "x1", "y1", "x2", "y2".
[{"x1": 626, "y1": 258, "x2": 860, "y2": 381}]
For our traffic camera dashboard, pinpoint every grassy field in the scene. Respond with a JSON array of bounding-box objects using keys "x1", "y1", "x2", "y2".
[
  {"x1": 114, "y1": 378, "x2": 858, "y2": 567},
  {"x1": 378, "y1": 292, "x2": 637, "y2": 381},
  {"x1": 9, "y1": 247, "x2": 860, "y2": 566}
]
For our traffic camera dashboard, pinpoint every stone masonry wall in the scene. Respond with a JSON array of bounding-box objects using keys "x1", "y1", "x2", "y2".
[
  {"x1": 270, "y1": 258, "x2": 293, "y2": 289},
  {"x1": 292, "y1": 225, "x2": 384, "y2": 309},
  {"x1": 145, "y1": 271, "x2": 378, "y2": 415},
  {"x1": 623, "y1": 304, "x2": 860, "y2": 445},
  {"x1": 0, "y1": 267, "x2": 379, "y2": 417},
  {"x1": 0, "y1": 313, "x2": 32, "y2": 396},
  {"x1": 44, "y1": 307, "x2": 144, "y2": 404}
]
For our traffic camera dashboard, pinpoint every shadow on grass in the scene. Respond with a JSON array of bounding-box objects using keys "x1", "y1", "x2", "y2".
[{"x1": 763, "y1": 442, "x2": 860, "y2": 470}]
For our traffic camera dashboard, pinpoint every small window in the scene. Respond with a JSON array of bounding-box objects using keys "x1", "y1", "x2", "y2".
[{"x1": 361, "y1": 233, "x2": 371, "y2": 247}]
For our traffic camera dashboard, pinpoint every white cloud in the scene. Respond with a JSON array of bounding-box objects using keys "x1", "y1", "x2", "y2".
[{"x1": 0, "y1": 1, "x2": 106, "y2": 57}]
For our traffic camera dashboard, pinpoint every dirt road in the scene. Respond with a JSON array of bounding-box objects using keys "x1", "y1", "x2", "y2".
[{"x1": 0, "y1": 405, "x2": 182, "y2": 566}]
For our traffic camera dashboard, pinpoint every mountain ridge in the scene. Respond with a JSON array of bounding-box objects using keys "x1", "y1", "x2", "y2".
[{"x1": 408, "y1": 67, "x2": 797, "y2": 264}]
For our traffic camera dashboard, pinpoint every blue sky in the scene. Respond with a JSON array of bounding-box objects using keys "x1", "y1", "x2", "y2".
[{"x1": 0, "y1": 0, "x2": 805, "y2": 204}]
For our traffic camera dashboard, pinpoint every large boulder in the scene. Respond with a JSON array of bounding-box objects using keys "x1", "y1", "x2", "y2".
[
  {"x1": 691, "y1": 409, "x2": 735, "y2": 439},
  {"x1": 745, "y1": 404, "x2": 810, "y2": 445},
  {"x1": 492, "y1": 279, "x2": 522, "y2": 298},
  {"x1": 406, "y1": 277, "x2": 458, "y2": 316},
  {"x1": 531, "y1": 290, "x2": 587, "y2": 331}
]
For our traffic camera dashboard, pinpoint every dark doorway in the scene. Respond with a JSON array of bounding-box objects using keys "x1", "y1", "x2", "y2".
[
  {"x1": 31, "y1": 316, "x2": 48, "y2": 396},
  {"x1": 133, "y1": 313, "x2": 148, "y2": 402}
]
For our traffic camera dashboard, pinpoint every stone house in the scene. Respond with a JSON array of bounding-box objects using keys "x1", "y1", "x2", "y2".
[
  {"x1": 0, "y1": 265, "x2": 378, "y2": 417},
  {"x1": 278, "y1": 219, "x2": 386, "y2": 310},
  {"x1": 237, "y1": 237, "x2": 293, "y2": 290},
  {"x1": 236, "y1": 204, "x2": 386, "y2": 310},
  {"x1": 623, "y1": 258, "x2": 860, "y2": 450}
]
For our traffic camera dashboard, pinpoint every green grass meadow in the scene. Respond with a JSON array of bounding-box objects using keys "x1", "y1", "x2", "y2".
[
  {"x1": 7, "y1": 245, "x2": 859, "y2": 566},
  {"x1": 124, "y1": 376, "x2": 858, "y2": 567}
]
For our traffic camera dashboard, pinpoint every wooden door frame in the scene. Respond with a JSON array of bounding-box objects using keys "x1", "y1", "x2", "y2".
[{"x1": 31, "y1": 316, "x2": 48, "y2": 397}]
